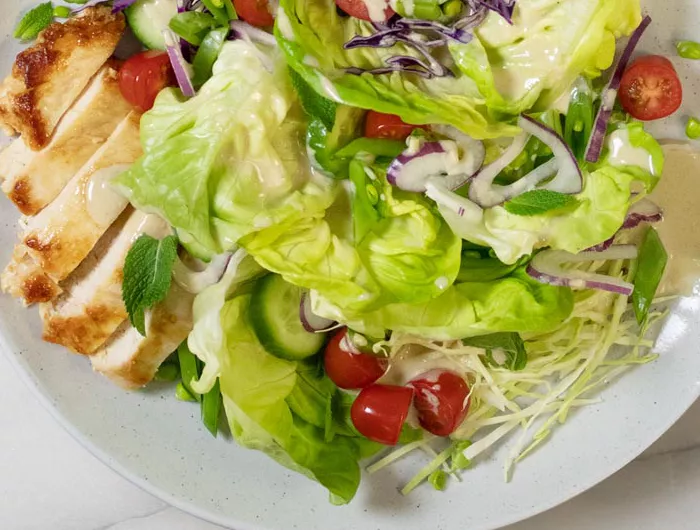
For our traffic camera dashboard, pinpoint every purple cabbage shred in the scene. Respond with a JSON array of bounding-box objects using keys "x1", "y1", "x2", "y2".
[{"x1": 344, "y1": 0, "x2": 516, "y2": 79}]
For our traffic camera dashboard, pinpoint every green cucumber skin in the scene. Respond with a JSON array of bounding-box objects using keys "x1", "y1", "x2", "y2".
[
  {"x1": 126, "y1": 0, "x2": 178, "y2": 50},
  {"x1": 250, "y1": 275, "x2": 326, "y2": 361}
]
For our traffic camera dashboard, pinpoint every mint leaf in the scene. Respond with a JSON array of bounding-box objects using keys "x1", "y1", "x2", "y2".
[
  {"x1": 122, "y1": 235, "x2": 178, "y2": 336},
  {"x1": 15, "y1": 2, "x2": 54, "y2": 41},
  {"x1": 289, "y1": 68, "x2": 337, "y2": 130},
  {"x1": 503, "y1": 189, "x2": 578, "y2": 217},
  {"x1": 463, "y1": 332, "x2": 527, "y2": 371}
]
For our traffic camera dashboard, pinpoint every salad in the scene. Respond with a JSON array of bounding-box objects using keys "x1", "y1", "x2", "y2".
[{"x1": 0, "y1": 0, "x2": 694, "y2": 505}]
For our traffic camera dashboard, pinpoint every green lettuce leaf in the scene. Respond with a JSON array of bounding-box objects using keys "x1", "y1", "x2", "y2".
[
  {"x1": 598, "y1": 121, "x2": 665, "y2": 191},
  {"x1": 311, "y1": 268, "x2": 574, "y2": 340},
  {"x1": 276, "y1": 0, "x2": 641, "y2": 139},
  {"x1": 451, "y1": 0, "x2": 642, "y2": 113},
  {"x1": 429, "y1": 158, "x2": 657, "y2": 265},
  {"x1": 114, "y1": 40, "x2": 336, "y2": 258},
  {"x1": 215, "y1": 295, "x2": 380, "y2": 504},
  {"x1": 241, "y1": 159, "x2": 462, "y2": 312},
  {"x1": 276, "y1": 0, "x2": 519, "y2": 139}
]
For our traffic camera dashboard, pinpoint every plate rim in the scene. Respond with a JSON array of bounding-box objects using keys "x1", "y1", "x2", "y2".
[{"x1": 3, "y1": 326, "x2": 699, "y2": 530}]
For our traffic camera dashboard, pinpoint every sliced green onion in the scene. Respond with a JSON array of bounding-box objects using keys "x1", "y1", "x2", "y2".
[
  {"x1": 169, "y1": 12, "x2": 216, "y2": 47},
  {"x1": 677, "y1": 40, "x2": 700, "y2": 60},
  {"x1": 686, "y1": 117, "x2": 700, "y2": 140},
  {"x1": 632, "y1": 227, "x2": 668, "y2": 325},
  {"x1": 334, "y1": 138, "x2": 406, "y2": 160},
  {"x1": 178, "y1": 342, "x2": 202, "y2": 402},
  {"x1": 201, "y1": 0, "x2": 230, "y2": 25},
  {"x1": 192, "y1": 27, "x2": 228, "y2": 87},
  {"x1": 176, "y1": 382, "x2": 197, "y2": 402},
  {"x1": 224, "y1": 0, "x2": 238, "y2": 20},
  {"x1": 564, "y1": 79, "x2": 594, "y2": 162},
  {"x1": 154, "y1": 362, "x2": 180, "y2": 382},
  {"x1": 201, "y1": 380, "x2": 222, "y2": 437}
]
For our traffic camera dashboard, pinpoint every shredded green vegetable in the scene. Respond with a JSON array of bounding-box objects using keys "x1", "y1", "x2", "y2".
[{"x1": 367, "y1": 258, "x2": 663, "y2": 493}]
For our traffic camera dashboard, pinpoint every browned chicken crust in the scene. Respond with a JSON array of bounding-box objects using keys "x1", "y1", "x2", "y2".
[
  {"x1": 0, "y1": 5, "x2": 125, "y2": 150},
  {"x1": 0, "y1": 62, "x2": 132, "y2": 216}
]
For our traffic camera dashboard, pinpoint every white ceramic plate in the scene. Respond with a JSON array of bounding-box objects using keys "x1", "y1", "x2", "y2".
[{"x1": 1, "y1": 2, "x2": 700, "y2": 529}]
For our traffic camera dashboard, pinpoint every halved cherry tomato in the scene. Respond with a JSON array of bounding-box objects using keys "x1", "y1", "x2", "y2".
[
  {"x1": 409, "y1": 370, "x2": 470, "y2": 437},
  {"x1": 324, "y1": 329, "x2": 388, "y2": 390},
  {"x1": 118, "y1": 51, "x2": 175, "y2": 112},
  {"x1": 619, "y1": 55, "x2": 683, "y2": 121},
  {"x1": 351, "y1": 384, "x2": 414, "y2": 445},
  {"x1": 233, "y1": 0, "x2": 274, "y2": 27},
  {"x1": 364, "y1": 111, "x2": 420, "y2": 141},
  {"x1": 335, "y1": 0, "x2": 394, "y2": 22}
]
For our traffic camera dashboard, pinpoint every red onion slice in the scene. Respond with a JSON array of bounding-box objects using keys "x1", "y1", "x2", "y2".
[
  {"x1": 586, "y1": 198, "x2": 663, "y2": 251},
  {"x1": 163, "y1": 29, "x2": 196, "y2": 98},
  {"x1": 527, "y1": 245, "x2": 638, "y2": 296},
  {"x1": 469, "y1": 115, "x2": 582, "y2": 208},
  {"x1": 387, "y1": 132, "x2": 485, "y2": 193},
  {"x1": 172, "y1": 253, "x2": 232, "y2": 294},
  {"x1": 518, "y1": 115, "x2": 583, "y2": 194},
  {"x1": 585, "y1": 15, "x2": 653, "y2": 163},
  {"x1": 300, "y1": 291, "x2": 337, "y2": 333},
  {"x1": 622, "y1": 198, "x2": 664, "y2": 229}
]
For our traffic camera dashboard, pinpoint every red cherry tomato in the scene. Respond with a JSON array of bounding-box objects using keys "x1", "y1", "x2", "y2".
[
  {"x1": 335, "y1": 0, "x2": 394, "y2": 22},
  {"x1": 324, "y1": 329, "x2": 388, "y2": 390},
  {"x1": 233, "y1": 0, "x2": 274, "y2": 27},
  {"x1": 619, "y1": 55, "x2": 683, "y2": 121},
  {"x1": 118, "y1": 51, "x2": 175, "y2": 112},
  {"x1": 351, "y1": 384, "x2": 414, "y2": 445},
  {"x1": 409, "y1": 370, "x2": 470, "y2": 437},
  {"x1": 364, "y1": 111, "x2": 420, "y2": 141}
]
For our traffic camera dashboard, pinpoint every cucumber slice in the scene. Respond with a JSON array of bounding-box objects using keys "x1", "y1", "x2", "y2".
[
  {"x1": 250, "y1": 275, "x2": 326, "y2": 361},
  {"x1": 126, "y1": 0, "x2": 178, "y2": 51}
]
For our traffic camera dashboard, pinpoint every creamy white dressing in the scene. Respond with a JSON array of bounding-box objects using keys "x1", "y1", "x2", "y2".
[
  {"x1": 651, "y1": 144, "x2": 700, "y2": 296},
  {"x1": 606, "y1": 129, "x2": 657, "y2": 175},
  {"x1": 361, "y1": 0, "x2": 392, "y2": 21},
  {"x1": 477, "y1": 2, "x2": 595, "y2": 102},
  {"x1": 85, "y1": 164, "x2": 131, "y2": 226},
  {"x1": 379, "y1": 346, "x2": 464, "y2": 386}
]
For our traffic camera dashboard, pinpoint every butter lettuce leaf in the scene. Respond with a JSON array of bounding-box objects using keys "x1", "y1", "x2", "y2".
[
  {"x1": 205, "y1": 294, "x2": 380, "y2": 504},
  {"x1": 276, "y1": 0, "x2": 519, "y2": 140},
  {"x1": 431, "y1": 157, "x2": 658, "y2": 265},
  {"x1": 241, "y1": 160, "x2": 462, "y2": 312},
  {"x1": 452, "y1": 0, "x2": 642, "y2": 113},
  {"x1": 276, "y1": 0, "x2": 642, "y2": 139},
  {"x1": 115, "y1": 40, "x2": 336, "y2": 258},
  {"x1": 311, "y1": 268, "x2": 574, "y2": 340}
]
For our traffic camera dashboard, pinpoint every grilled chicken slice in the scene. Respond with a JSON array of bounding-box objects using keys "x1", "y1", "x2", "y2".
[
  {"x1": 91, "y1": 284, "x2": 194, "y2": 389},
  {"x1": 0, "y1": 63, "x2": 132, "y2": 216},
  {"x1": 2, "y1": 112, "x2": 141, "y2": 304},
  {"x1": 0, "y1": 6, "x2": 125, "y2": 150},
  {"x1": 41, "y1": 210, "x2": 171, "y2": 356}
]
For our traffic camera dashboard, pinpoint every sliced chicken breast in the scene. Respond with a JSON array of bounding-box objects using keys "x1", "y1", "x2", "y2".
[
  {"x1": 1, "y1": 251, "x2": 62, "y2": 304},
  {"x1": 2, "y1": 112, "x2": 141, "y2": 304},
  {"x1": 0, "y1": 63, "x2": 132, "y2": 216},
  {"x1": 41, "y1": 210, "x2": 172, "y2": 356},
  {"x1": 91, "y1": 284, "x2": 194, "y2": 390},
  {"x1": 0, "y1": 6, "x2": 125, "y2": 150}
]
